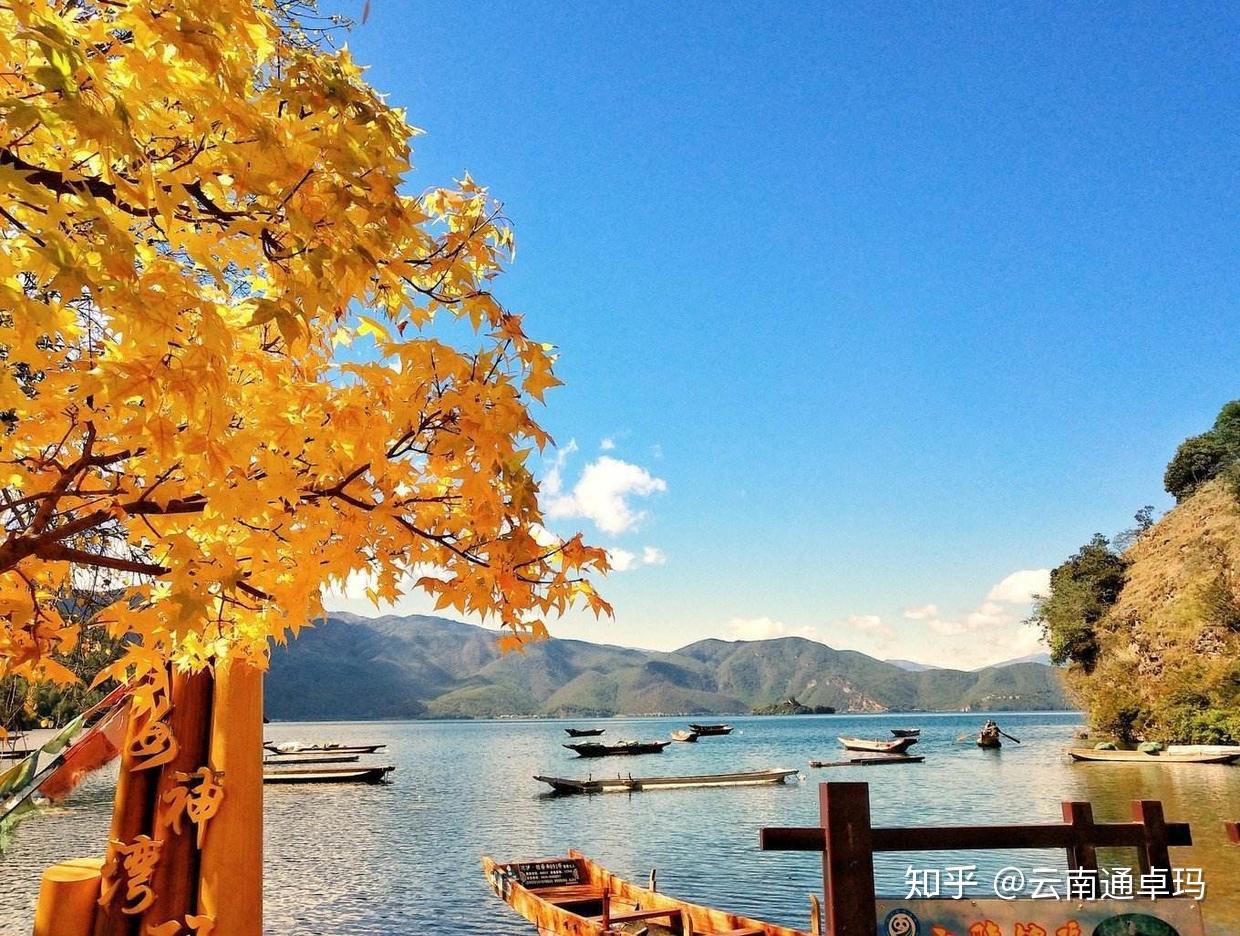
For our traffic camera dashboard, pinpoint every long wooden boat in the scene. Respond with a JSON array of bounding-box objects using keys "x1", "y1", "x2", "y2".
[
  {"x1": 483, "y1": 851, "x2": 810, "y2": 936},
  {"x1": 688, "y1": 723, "x2": 733, "y2": 736},
  {"x1": 262, "y1": 765, "x2": 395, "y2": 784},
  {"x1": 1067, "y1": 748, "x2": 1240, "y2": 765},
  {"x1": 263, "y1": 742, "x2": 386, "y2": 755},
  {"x1": 564, "y1": 741, "x2": 671, "y2": 758},
  {"x1": 837, "y1": 735, "x2": 917, "y2": 754},
  {"x1": 535, "y1": 768, "x2": 799, "y2": 795},
  {"x1": 889, "y1": 728, "x2": 920, "y2": 738},
  {"x1": 809, "y1": 755, "x2": 924, "y2": 768},
  {"x1": 262, "y1": 753, "x2": 360, "y2": 766},
  {"x1": 670, "y1": 729, "x2": 699, "y2": 742},
  {"x1": 565, "y1": 728, "x2": 606, "y2": 738}
]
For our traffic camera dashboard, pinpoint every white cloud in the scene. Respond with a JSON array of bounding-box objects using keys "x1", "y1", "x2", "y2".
[
  {"x1": 600, "y1": 437, "x2": 616, "y2": 451},
  {"x1": 900, "y1": 568, "x2": 1052, "y2": 668},
  {"x1": 542, "y1": 439, "x2": 578, "y2": 497},
  {"x1": 986, "y1": 569, "x2": 1051, "y2": 604},
  {"x1": 605, "y1": 544, "x2": 667, "y2": 573},
  {"x1": 845, "y1": 614, "x2": 894, "y2": 638},
  {"x1": 726, "y1": 616, "x2": 818, "y2": 641},
  {"x1": 641, "y1": 546, "x2": 667, "y2": 566},
  {"x1": 607, "y1": 547, "x2": 638, "y2": 572},
  {"x1": 546, "y1": 455, "x2": 667, "y2": 535}
]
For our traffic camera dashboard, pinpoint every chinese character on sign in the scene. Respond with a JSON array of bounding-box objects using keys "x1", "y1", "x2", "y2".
[
  {"x1": 159, "y1": 767, "x2": 225, "y2": 848},
  {"x1": 99, "y1": 835, "x2": 164, "y2": 915},
  {"x1": 145, "y1": 914, "x2": 215, "y2": 936},
  {"x1": 905, "y1": 867, "x2": 941, "y2": 898}
]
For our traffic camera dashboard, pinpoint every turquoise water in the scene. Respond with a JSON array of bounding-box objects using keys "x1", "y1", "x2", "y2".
[{"x1": 1, "y1": 712, "x2": 1237, "y2": 934}]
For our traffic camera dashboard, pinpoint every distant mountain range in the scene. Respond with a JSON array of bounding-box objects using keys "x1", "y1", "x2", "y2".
[
  {"x1": 886, "y1": 652, "x2": 1053, "y2": 672},
  {"x1": 264, "y1": 613, "x2": 1069, "y2": 720}
]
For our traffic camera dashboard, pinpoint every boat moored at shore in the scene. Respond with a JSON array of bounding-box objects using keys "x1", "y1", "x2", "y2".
[
  {"x1": 483, "y1": 851, "x2": 810, "y2": 935},
  {"x1": 535, "y1": 767, "x2": 800, "y2": 795}
]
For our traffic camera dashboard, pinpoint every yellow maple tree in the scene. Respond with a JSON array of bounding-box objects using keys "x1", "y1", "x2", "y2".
[{"x1": 0, "y1": 0, "x2": 610, "y2": 691}]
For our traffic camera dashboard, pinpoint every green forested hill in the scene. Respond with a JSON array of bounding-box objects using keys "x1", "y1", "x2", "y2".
[
  {"x1": 1033, "y1": 401, "x2": 1240, "y2": 743},
  {"x1": 265, "y1": 613, "x2": 1068, "y2": 719}
]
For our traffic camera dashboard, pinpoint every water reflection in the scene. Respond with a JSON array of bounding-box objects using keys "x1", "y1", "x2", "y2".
[{"x1": 0, "y1": 712, "x2": 1236, "y2": 934}]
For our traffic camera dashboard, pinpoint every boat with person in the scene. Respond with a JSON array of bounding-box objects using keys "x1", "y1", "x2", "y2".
[
  {"x1": 670, "y1": 729, "x2": 699, "y2": 742},
  {"x1": 564, "y1": 728, "x2": 606, "y2": 737},
  {"x1": 976, "y1": 720, "x2": 1020, "y2": 749},
  {"x1": 483, "y1": 850, "x2": 811, "y2": 935},
  {"x1": 889, "y1": 728, "x2": 920, "y2": 738},
  {"x1": 535, "y1": 767, "x2": 799, "y2": 795},
  {"x1": 837, "y1": 735, "x2": 917, "y2": 754},
  {"x1": 262, "y1": 764, "x2": 395, "y2": 784},
  {"x1": 564, "y1": 740, "x2": 671, "y2": 757},
  {"x1": 1066, "y1": 747, "x2": 1240, "y2": 765},
  {"x1": 688, "y1": 723, "x2": 733, "y2": 736},
  {"x1": 263, "y1": 741, "x2": 386, "y2": 755}
]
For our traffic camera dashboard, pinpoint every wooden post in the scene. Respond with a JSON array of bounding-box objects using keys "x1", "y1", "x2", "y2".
[
  {"x1": 1061, "y1": 801, "x2": 1099, "y2": 871},
  {"x1": 142, "y1": 669, "x2": 214, "y2": 930},
  {"x1": 94, "y1": 674, "x2": 165, "y2": 936},
  {"x1": 34, "y1": 858, "x2": 103, "y2": 936},
  {"x1": 819, "y1": 783, "x2": 877, "y2": 936},
  {"x1": 196, "y1": 662, "x2": 263, "y2": 936},
  {"x1": 1132, "y1": 799, "x2": 1173, "y2": 895}
]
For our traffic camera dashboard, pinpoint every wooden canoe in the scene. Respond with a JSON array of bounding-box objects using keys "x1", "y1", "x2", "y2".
[
  {"x1": 837, "y1": 735, "x2": 917, "y2": 754},
  {"x1": 483, "y1": 851, "x2": 810, "y2": 936},
  {"x1": 670, "y1": 730, "x2": 699, "y2": 742},
  {"x1": 1067, "y1": 748, "x2": 1240, "y2": 764},
  {"x1": 262, "y1": 765, "x2": 395, "y2": 784},
  {"x1": 535, "y1": 768, "x2": 799, "y2": 795},
  {"x1": 262, "y1": 753, "x2": 360, "y2": 765},
  {"x1": 263, "y1": 742, "x2": 386, "y2": 755},
  {"x1": 564, "y1": 741, "x2": 671, "y2": 757},
  {"x1": 565, "y1": 728, "x2": 606, "y2": 737},
  {"x1": 809, "y1": 755, "x2": 924, "y2": 768},
  {"x1": 688, "y1": 723, "x2": 733, "y2": 736}
]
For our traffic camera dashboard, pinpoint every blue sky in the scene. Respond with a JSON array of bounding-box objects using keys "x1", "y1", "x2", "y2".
[{"x1": 322, "y1": 2, "x2": 1239, "y2": 667}]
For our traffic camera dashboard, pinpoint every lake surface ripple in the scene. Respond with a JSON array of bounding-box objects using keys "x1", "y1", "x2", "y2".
[{"x1": 1, "y1": 712, "x2": 1237, "y2": 934}]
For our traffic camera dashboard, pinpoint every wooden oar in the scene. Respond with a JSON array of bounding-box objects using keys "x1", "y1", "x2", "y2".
[
  {"x1": 998, "y1": 728, "x2": 1022, "y2": 744},
  {"x1": 955, "y1": 732, "x2": 974, "y2": 742}
]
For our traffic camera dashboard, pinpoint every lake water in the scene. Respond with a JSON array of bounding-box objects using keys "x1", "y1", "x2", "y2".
[{"x1": 1, "y1": 712, "x2": 1238, "y2": 934}]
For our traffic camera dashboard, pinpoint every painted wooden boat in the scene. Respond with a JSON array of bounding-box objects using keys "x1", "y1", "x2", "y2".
[
  {"x1": 837, "y1": 735, "x2": 917, "y2": 754},
  {"x1": 670, "y1": 730, "x2": 699, "y2": 742},
  {"x1": 889, "y1": 728, "x2": 921, "y2": 738},
  {"x1": 263, "y1": 742, "x2": 386, "y2": 755},
  {"x1": 1067, "y1": 748, "x2": 1240, "y2": 765},
  {"x1": 535, "y1": 768, "x2": 799, "y2": 795},
  {"x1": 482, "y1": 851, "x2": 811, "y2": 936},
  {"x1": 688, "y1": 723, "x2": 733, "y2": 736},
  {"x1": 809, "y1": 755, "x2": 925, "y2": 768},
  {"x1": 977, "y1": 733, "x2": 1002, "y2": 749},
  {"x1": 262, "y1": 753, "x2": 360, "y2": 766},
  {"x1": 565, "y1": 728, "x2": 606, "y2": 737},
  {"x1": 262, "y1": 764, "x2": 395, "y2": 784},
  {"x1": 564, "y1": 741, "x2": 671, "y2": 758}
]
